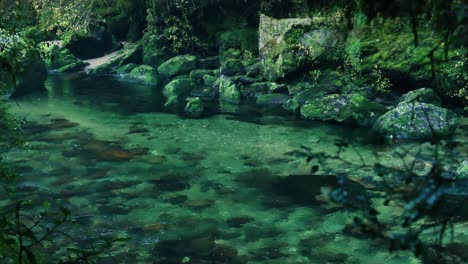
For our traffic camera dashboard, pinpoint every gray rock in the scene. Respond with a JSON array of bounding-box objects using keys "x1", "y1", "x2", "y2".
[{"x1": 373, "y1": 102, "x2": 457, "y2": 139}]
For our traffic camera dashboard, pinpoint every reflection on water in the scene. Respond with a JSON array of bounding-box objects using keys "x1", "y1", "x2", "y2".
[{"x1": 4, "y1": 75, "x2": 463, "y2": 263}]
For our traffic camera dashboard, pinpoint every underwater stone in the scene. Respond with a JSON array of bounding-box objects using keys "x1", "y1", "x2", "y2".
[
  {"x1": 220, "y1": 59, "x2": 246, "y2": 77},
  {"x1": 158, "y1": 54, "x2": 197, "y2": 79},
  {"x1": 373, "y1": 101, "x2": 458, "y2": 139},
  {"x1": 398, "y1": 87, "x2": 442, "y2": 106},
  {"x1": 184, "y1": 97, "x2": 204, "y2": 118}
]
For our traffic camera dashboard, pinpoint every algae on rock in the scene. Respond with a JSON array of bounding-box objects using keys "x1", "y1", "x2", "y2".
[{"x1": 373, "y1": 102, "x2": 457, "y2": 139}]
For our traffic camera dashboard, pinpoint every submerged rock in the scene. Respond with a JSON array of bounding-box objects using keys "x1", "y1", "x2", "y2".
[
  {"x1": 184, "y1": 97, "x2": 204, "y2": 118},
  {"x1": 373, "y1": 102, "x2": 458, "y2": 139},
  {"x1": 95, "y1": 147, "x2": 133, "y2": 161},
  {"x1": 301, "y1": 93, "x2": 386, "y2": 126},
  {"x1": 158, "y1": 54, "x2": 197, "y2": 79}
]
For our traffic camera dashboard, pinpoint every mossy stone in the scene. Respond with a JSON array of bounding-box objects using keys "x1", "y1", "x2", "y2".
[
  {"x1": 128, "y1": 65, "x2": 158, "y2": 85},
  {"x1": 163, "y1": 78, "x2": 199, "y2": 107},
  {"x1": 399, "y1": 88, "x2": 442, "y2": 106},
  {"x1": 219, "y1": 77, "x2": 241, "y2": 104},
  {"x1": 301, "y1": 93, "x2": 386, "y2": 126},
  {"x1": 373, "y1": 102, "x2": 457, "y2": 139},
  {"x1": 185, "y1": 97, "x2": 204, "y2": 118},
  {"x1": 256, "y1": 94, "x2": 290, "y2": 105},
  {"x1": 158, "y1": 54, "x2": 198, "y2": 79},
  {"x1": 220, "y1": 59, "x2": 246, "y2": 77}
]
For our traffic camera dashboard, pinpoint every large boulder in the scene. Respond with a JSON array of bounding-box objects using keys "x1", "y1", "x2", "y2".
[
  {"x1": 86, "y1": 43, "x2": 142, "y2": 75},
  {"x1": 163, "y1": 78, "x2": 199, "y2": 107},
  {"x1": 259, "y1": 14, "x2": 345, "y2": 81},
  {"x1": 158, "y1": 55, "x2": 197, "y2": 79},
  {"x1": 373, "y1": 102, "x2": 457, "y2": 139},
  {"x1": 301, "y1": 93, "x2": 386, "y2": 126}
]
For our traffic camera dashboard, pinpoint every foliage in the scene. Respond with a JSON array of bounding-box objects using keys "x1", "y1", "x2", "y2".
[
  {"x1": 370, "y1": 66, "x2": 392, "y2": 94},
  {"x1": 0, "y1": 200, "x2": 127, "y2": 263},
  {"x1": 286, "y1": 131, "x2": 466, "y2": 258}
]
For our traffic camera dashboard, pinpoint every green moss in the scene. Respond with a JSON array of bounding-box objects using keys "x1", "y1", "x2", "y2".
[
  {"x1": 219, "y1": 78, "x2": 241, "y2": 104},
  {"x1": 157, "y1": 55, "x2": 198, "y2": 79},
  {"x1": 129, "y1": 65, "x2": 158, "y2": 85},
  {"x1": 301, "y1": 93, "x2": 386, "y2": 126},
  {"x1": 163, "y1": 78, "x2": 199, "y2": 107},
  {"x1": 373, "y1": 102, "x2": 457, "y2": 139}
]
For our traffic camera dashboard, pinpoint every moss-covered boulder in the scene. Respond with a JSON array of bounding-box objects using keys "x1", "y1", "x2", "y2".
[
  {"x1": 86, "y1": 43, "x2": 142, "y2": 75},
  {"x1": 301, "y1": 93, "x2": 386, "y2": 126},
  {"x1": 373, "y1": 102, "x2": 457, "y2": 139},
  {"x1": 219, "y1": 77, "x2": 241, "y2": 104},
  {"x1": 163, "y1": 78, "x2": 199, "y2": 107},
  {"x1": 185, "y1": 97, "x2": 204, "y2": 118},
  {"x1": 283, "y1": 98, "x2": 301, "y2": 113},
  {"x1": 128, "y1": 65, "x2": 158, "y2": 85},
  {"x1": 158, "y1": 55, "x2": 197, "y2": 79},
  {"x1": 398, "y1": 88, "x2": 442, "y2": 106},
  {"x1": 47, "y1": 45, "x2": 88, "y2": 72},
  {"x1": 189, "y1": 69, "x2": 213, "y2": 80},
  {"x1": 256, "y1": 94, "x2": 290, "y2": 105},
  {"x1": 259, "y1": 14, "x2": 345, "y2": 81},
  {"x1": 57, "y1": 61, "x2": 89, "y2": 73},
  {"x1": 220, "y1": 59, "x2": 246, "y2": 77},
  {"x1": 116, "y1": 63, "x2": 139, "y2": 74}
]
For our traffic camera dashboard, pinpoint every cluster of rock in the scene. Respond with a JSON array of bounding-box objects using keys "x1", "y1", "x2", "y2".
[{"x1": 23, "y1": 14, "x2": 459, "y2": 140}]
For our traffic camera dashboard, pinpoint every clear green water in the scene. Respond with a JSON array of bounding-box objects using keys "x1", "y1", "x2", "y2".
[{"x1": 3, "y1": 74, "x2": 466, "y2": 263}]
